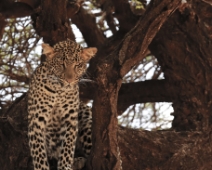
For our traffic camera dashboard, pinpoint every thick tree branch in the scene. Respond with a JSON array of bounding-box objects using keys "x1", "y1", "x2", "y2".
[
  {"x1": 190, "y1": 0, "x2": 212, "y2": 40},
  {"x1": 118, "y1": 0, "x2": 181, "y2": 78},
  {"x1": 117, "y1": 79, "x2": 175, "y2": 114},
  {"x1": 0, "y1": 2, "x2": 33, "y2": 18},
  {"x1": 149, "y1": 0, "x2": 212, "y2": 131},
  {"x1": 0, "y1": 1, "x2": 80, "y2": 19},
  {"x1": 71, "y1": 7, "x2": 106, "y2": 47},
  {"x1": 119, "y1": 126, "x2": 212, "y2": 170},
  {"x1": 88, "y1": 0, "x2": 180, "y2": 85},
  {"x1": 31, "y1": 0, "x2": 75, "y2": 45},
  {"x1": 113, "y1": 0, "x2": 138, "y2": 33},
  {"x1": 79, "y1": 79, "x2": 176, "y2": 114}
]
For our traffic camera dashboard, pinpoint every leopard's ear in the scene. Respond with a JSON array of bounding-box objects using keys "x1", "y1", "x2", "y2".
[
  {"x1": 42, "y1": 43, "x2": 55, "y2": 59},
  {"x1": 81, "y1": 47, "x2": 97, "y2": 62}
]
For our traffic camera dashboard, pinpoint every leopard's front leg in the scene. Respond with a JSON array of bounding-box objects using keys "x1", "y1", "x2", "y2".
[
  {"x1": 28, "y1": 122, "x2": 50, "y2": 170},
  {"x1": 58, "y1": 110, "x2": 78, "y2": 170}
]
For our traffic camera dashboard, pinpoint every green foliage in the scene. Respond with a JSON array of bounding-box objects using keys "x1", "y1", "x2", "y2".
[{"x1": 131, "y1": 0, "x2": 145, "y2": 9}]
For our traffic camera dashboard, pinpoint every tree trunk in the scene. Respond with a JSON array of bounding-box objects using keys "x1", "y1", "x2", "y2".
[
  {"x1": 149, "y1": 0, "x2": 212, "y2": 131},
  {"x1": 1, "y1": 0, "x2": 212, "y2": 170}
]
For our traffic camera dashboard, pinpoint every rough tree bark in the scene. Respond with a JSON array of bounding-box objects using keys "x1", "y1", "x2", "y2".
[
  {"x1": 87, "y1": 0, "x2": 180, "y2": 169},
  {"x1": 1, "y1": 0, "x2": 212, "y2": 170},
  {"x1": 150, "y1": 1, "x2": 212, "y2": 131}
]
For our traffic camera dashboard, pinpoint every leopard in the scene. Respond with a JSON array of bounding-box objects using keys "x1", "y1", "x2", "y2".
[{"x1": 27, "y1": 39, "x2": 97, "y2": 170}]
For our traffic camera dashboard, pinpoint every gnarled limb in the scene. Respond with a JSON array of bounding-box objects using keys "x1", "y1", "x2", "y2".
[{"x1": 149, "y1": 0, "x2": 212, "y2": 131}]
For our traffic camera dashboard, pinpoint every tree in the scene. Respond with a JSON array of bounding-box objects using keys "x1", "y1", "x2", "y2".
[{"x1": 1, "y1": 0, "x2": 212, "y2": 169}]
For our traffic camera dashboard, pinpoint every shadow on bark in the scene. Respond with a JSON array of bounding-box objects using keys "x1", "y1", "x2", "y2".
[{"x1": 1, "y1": 95, "x2": 212, "y2": 170}]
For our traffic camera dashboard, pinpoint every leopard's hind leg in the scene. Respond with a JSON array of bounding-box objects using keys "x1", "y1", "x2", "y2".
[{"x1": 73, "y1": 104, "x2": 92, "y2": 170}]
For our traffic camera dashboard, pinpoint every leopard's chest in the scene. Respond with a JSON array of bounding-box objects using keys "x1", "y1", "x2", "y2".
[
  {"x1": 28, "y1": 65, "x2": 80, "y2": 155},
  {"x1": 29, "y1": 76, "x2": 80, "y2": 156},
  {"x1": 43, "y1": 92, "x2": 79, "y2": 158}
]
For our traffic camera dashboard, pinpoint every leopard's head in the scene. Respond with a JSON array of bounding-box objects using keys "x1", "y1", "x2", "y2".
[{"x1": 42, "y1": 39, "x2": 97, "y2": 83}]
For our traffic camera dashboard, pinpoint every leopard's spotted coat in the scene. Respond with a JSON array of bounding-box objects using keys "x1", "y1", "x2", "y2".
[{"x1": 28, "y1": 39, "x2": 97, "y2": 170}]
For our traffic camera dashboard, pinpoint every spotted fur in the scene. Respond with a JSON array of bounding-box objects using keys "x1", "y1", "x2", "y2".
[{"x1": 28, "y1": 39, "x2": 97, "y2": 170}]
